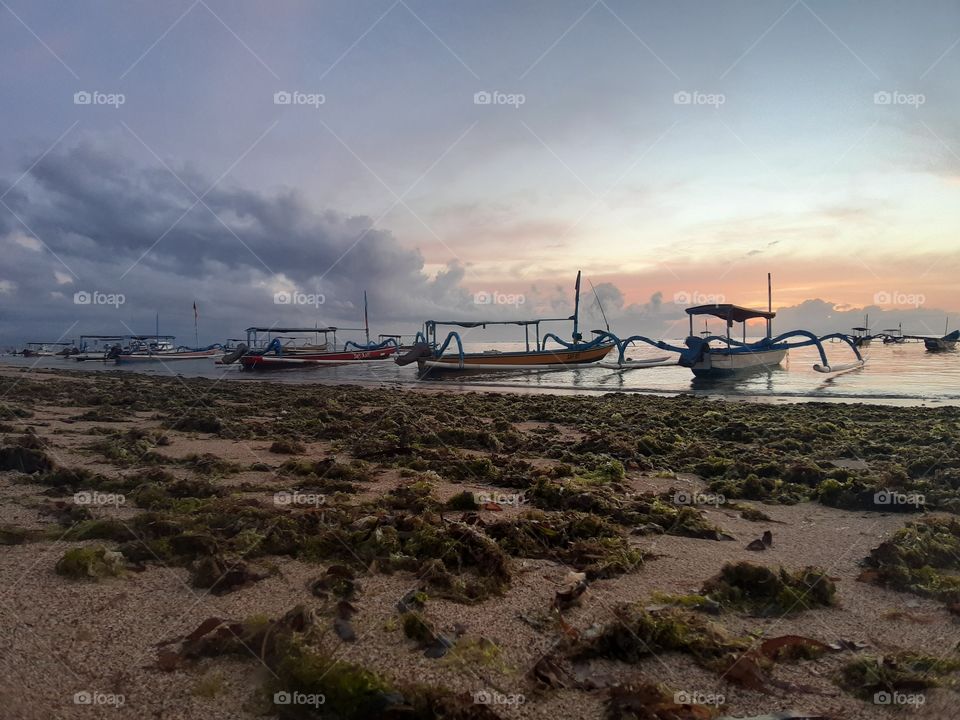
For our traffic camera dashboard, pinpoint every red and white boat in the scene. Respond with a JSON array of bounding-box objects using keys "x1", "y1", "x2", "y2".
[{"x1": 231, "y1": 294, "x2": 400, "y2": 370}]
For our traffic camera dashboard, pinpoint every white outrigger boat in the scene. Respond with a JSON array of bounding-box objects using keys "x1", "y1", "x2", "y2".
[
  {"x1": 110, "y1": 335, "x2": 222, "y2": 363},
  {"x1": 601, "y1": 275, "x2": 865, "y2": 378},
  {"x1": 72, "y1": 335, "x2": 126, "y2": 361}
]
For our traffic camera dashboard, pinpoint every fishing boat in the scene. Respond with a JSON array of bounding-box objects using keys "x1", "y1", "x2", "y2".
[
  {"x1": 851, "y1": 316, "x2": 872, "y2": 348},
  {"x1": 111, "y1": 336, "x2": 222, "y2": 363},
  {"x1": 21, "y1": 341, "x2": 75, "y2": 357},
  {"x1": 603, "y1": 275, "x2": 864, "y2": 378},
  {"x1": 879, "y1": 324, "x2": 907, "y2": 345},
  {"x1": 923, "y1": 330, "x2": 959, "y2": 352},
  {"x1": 72, "y1": 335, "x2": 125, "y2": 361},
  {"x1": 396, "y1": 272, "x2": 616, "y2": 375},
  {"x1": 235, "y1": 293, "x2": 399, "y2": 370}
]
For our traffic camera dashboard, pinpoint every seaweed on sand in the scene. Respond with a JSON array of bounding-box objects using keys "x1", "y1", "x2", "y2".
[
  {"x1": 485, "y1": 511, "x2": 646, "y2": 579},
  {"x1": 158, "y1": 605, "x2": 502, "y2": 719},
  {"x1": 526, "y1": 479, "x2": 730, "y2": 541},
  {"x1": 84, "y1": 428, "x2": 169, "y2": 466},
  {"x1": 56, "y1": 545, "x2": 126, "y2": 580},
  {"x1": 839, "y1": 652, "x2": 960, "y2": 699},
  {"x1": 573, "y1": 606, "x2": 749, "y2": 668},
  {"x1": 859, "y1": 516, "x2": 960, "y2": 605},
  {"x1": 700, "y1": 562, "x2": 836, "y2": 615}
]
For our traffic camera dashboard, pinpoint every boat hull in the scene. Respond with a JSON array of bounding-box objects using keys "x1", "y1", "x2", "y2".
[
  {"x1": 114, "y1": 349, "x2": 221, "y2": 363},
  {"x1": 239, "y1": 346, "x2": 398, "y2": 370},
  {"x1": 416, "y1": 344, "x2": 614, "y2": 374},
  {"x1": 925, "y1": 339, "x2": 957, "y2": 352},
  {"x1": 690, "y1": 348, "x2": 788, "y2": 377}
]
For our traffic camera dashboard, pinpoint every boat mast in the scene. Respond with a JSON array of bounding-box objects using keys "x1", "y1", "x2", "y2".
[
  {"x1": 767, "y1": 273, "x2": 773, "y2": 339},
  {"x1": 571, "y1": 271, "x2": 582, "y2": 343},
  {"x1": 364, "y1": 291, "x2": 370, "y2": 344}
]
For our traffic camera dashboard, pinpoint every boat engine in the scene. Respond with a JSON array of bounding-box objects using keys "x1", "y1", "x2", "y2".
[
  {"x1": 105, "y1": 345, "x2": 123, "y2": 360},
  {"x1": 394, "y1": 342, "x2": 432, "y2": 366},
  {"x1": 677, "y1": 336, "x2": 709, "y2": 368}
]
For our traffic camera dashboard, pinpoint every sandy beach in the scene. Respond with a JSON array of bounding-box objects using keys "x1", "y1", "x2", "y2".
[{"x1": 1, "y1": 363, "x2": 958, "y2": 720}]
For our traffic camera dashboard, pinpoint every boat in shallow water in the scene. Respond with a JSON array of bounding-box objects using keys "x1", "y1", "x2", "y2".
[
  {"x1": 233, "y1": 293, "x2": 400, "y2": 370},
  {"x1": 923, "y1": 330, "x2": 959, "y2": 352},
  {"x1": 111, "y1": 336, "x2": 222, "y2": 363},
  {"x1": 603, "y1": 275, "x2": 865, "y2": 379},
  {"x1": 397, "y1": 271, "x2": 616, "y2": 375}
]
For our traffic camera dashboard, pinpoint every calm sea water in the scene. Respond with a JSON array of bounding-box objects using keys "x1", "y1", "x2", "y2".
[{"x1": 4, "y1": 339, "x2": 958, "y2": 406}]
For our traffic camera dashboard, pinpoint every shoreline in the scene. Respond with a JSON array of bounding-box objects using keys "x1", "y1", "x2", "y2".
[{"x1": 1, "y1": 360, "x2": 957, "y2": 408}]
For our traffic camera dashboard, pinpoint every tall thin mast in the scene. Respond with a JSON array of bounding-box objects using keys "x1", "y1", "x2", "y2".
[
  {"x1": 572, "y1": 271, "x2": 582, "y2": 342},
  {"x1": 767, "y1": 273, "x2": 773, "y2": 338},
  {"x1": 364, "y1": 291, "x2": 370, "y2": 344}
]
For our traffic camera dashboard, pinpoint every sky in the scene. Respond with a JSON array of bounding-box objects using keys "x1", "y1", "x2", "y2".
[{"x1": 1, "y1": 0, "x2": 958, "y2": 347}]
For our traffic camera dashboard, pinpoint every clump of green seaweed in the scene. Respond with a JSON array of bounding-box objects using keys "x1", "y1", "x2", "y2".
[
  {"x1": 55, "y1": 545, "x2": 126, "y2": 580},
  {"x1": 700, "y1": 561, "x2": 836, "y2": 615},
  {"x1": 839, "y1": 651, "x2": 960, "y2": 699},
  {"x1": 860, "y1": 516, "x2": 960, "y2": 605}
]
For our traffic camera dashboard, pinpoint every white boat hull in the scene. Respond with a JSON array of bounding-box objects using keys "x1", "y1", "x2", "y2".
[{"x1": 691, "y1": 348, "x2": 787, "y2": 377}]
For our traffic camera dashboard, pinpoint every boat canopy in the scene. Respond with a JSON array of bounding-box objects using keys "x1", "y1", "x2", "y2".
[
  {"x1": 685, "y1": 304, "x2": 776, "y2": 323},
  {"x1": 424, "y1": 318, "x2": 570, "y2": 329},
  {"x1": 851, "y1": 327, "x2": 869, "y2": 332},
  {"x1": 245, "y1": 326, "x2": 337, "y2": 334}
]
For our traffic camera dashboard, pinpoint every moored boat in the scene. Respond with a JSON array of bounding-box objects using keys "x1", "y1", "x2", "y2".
[
  {"x1": 112, "y1": 336, "x2": 222, "y2": 363},
  {"x1": 21, "y1": 341, "x2": 75, "y2": 357},
  {"x1": 397, "y1": 272, "x2": 616, "y2": 375},
  {"x1": 605, "y1": 275, "x2": 864, "y2": 378},
  {"x1": 923, "y1": 330, "x2": 959, "y2": 352}
]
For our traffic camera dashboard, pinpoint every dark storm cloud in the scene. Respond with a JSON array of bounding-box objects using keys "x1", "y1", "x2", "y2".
[{"x1": 0, "y1": 144, "x2": 477, "y2": 344}]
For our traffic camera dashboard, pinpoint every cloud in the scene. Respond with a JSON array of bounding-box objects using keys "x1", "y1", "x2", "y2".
[{"x1": 0, "y1": 143, "x2": 479, "y2": 343}]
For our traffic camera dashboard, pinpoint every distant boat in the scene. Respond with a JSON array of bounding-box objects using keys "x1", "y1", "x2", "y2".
[
  {"x1": 236, "y1": 293, "x2": 399, "y2": 370},
  {"x1": 111, "y1": 335, "x2": 221, "y2": 363},
  {"x1": 851, "y1": 315, "x2": 872, "y2": 348},
  {"x1": 21, "y1": 341, "x2": 75, "y2": 357}
]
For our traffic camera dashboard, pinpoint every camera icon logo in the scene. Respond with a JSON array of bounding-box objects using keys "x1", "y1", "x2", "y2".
[
  {"x1": 673, "y1": 91, "x2": 692, "y2": 105},
  {"x1": 473, "y1": 291, "x2": 491, "y2": 305},
  {"x1": 74, "y1": 291, "x2": 92, "y2": 305},
  {"x1": 74, "y1": 91, "x2": 92, "y2": 105},
  {"x1": 273, "y1": 691, "x2": 292, "y2": 705},
  {"x1": 874, "y1": 691, "x2": 892, "y2": 705},
  {"x1": 673, "y1": 290, "x2": 691, "y2": 304},
  {"x1": 474, "y1": 91, "x2": 492, "y2": 105},
  {"x1": 274, "y1": 91, "x2": 292, "y2": 105},
  {"x1": 473, "y1": 690, "x2": 492, "y2": 704},
  {"x1": 274, "y1": 291, "x2": 292, "y2": 305},
  {"x1": 73, "y1": 691, "x2": 92, "y2": 705}
]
